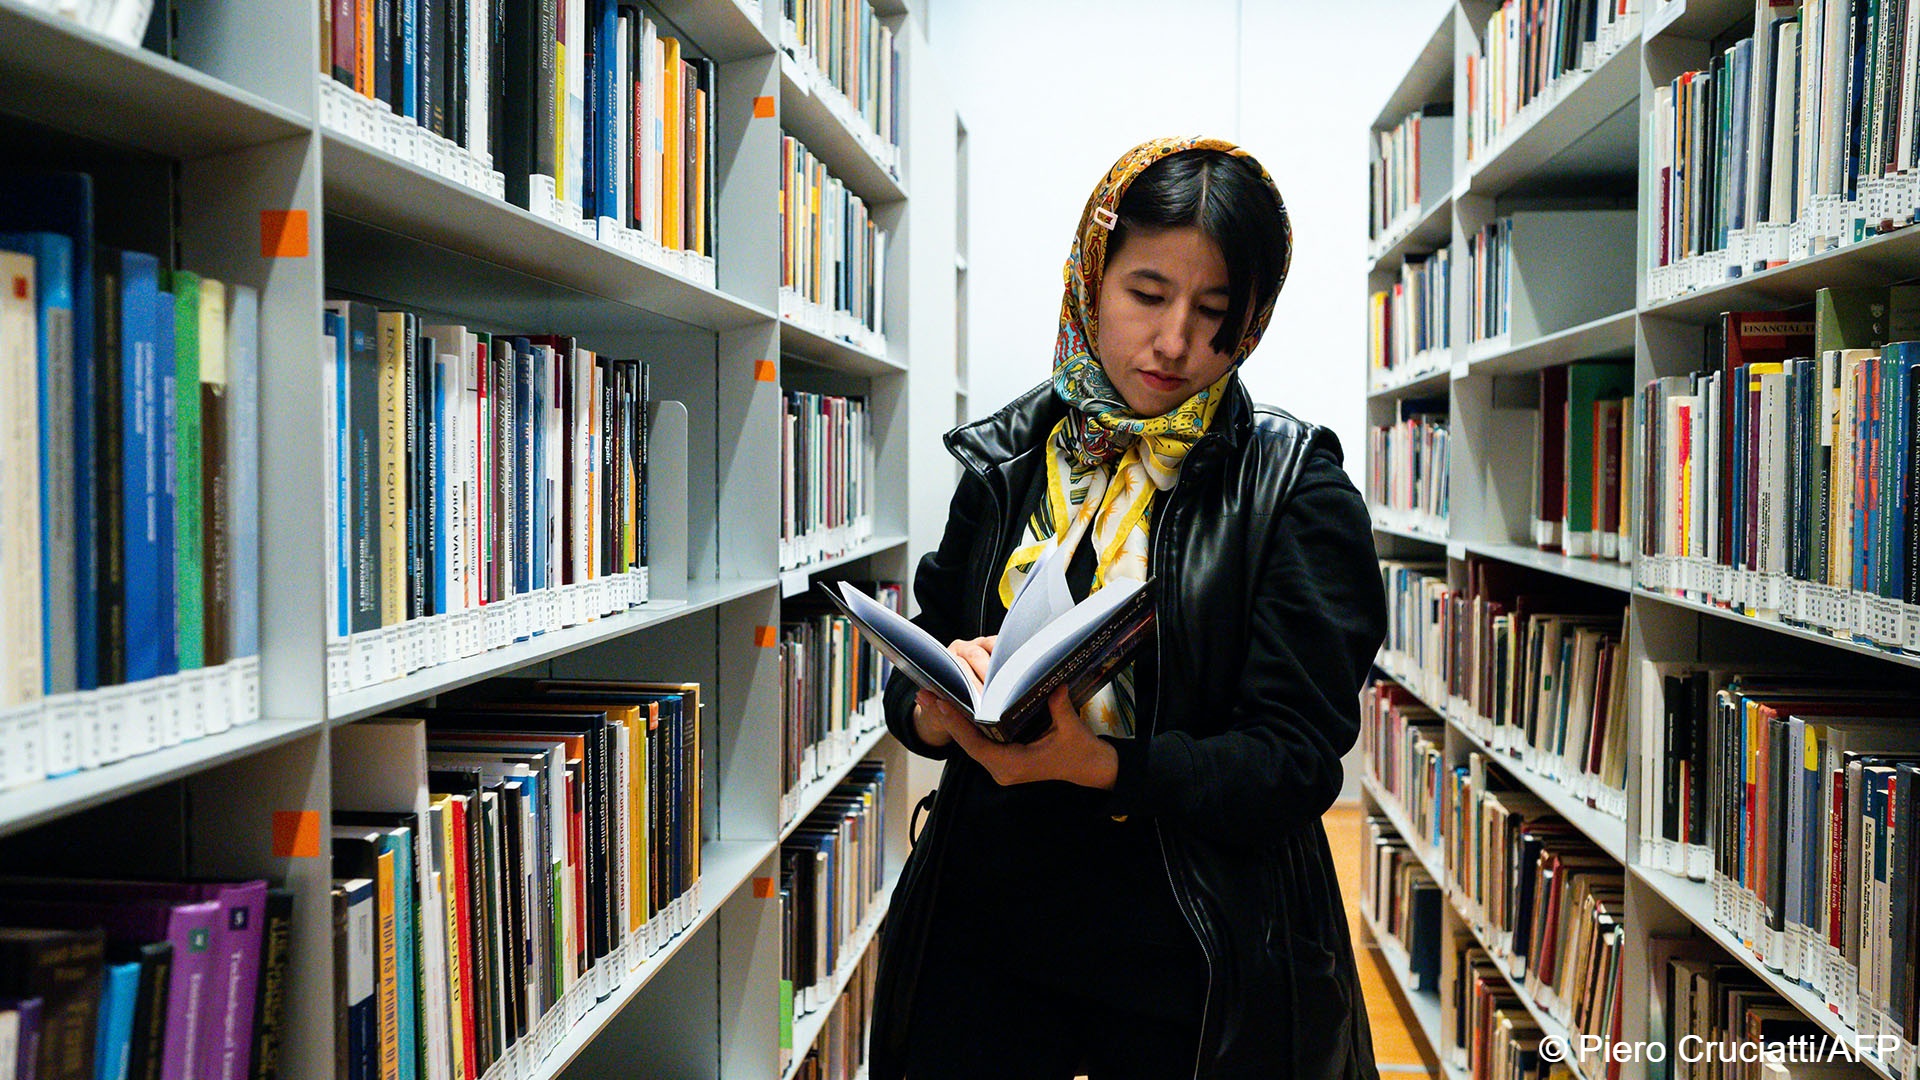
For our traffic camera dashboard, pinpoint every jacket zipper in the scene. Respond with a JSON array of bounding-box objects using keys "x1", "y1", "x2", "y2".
[
  {"x1": 1149, "y1": 438, "x2": 1214, "y2": 1080},
  {"x1": 960, "y1": 434, "x2": 1215, "y2": 1078}
]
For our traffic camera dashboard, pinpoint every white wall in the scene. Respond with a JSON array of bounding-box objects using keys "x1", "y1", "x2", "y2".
[
  {"x1": 925, "y1": 0, "x2": 1444, "y2": 474},
  {"x1": 922, "y1": 0, "x2": 1447, "y2": 803}
]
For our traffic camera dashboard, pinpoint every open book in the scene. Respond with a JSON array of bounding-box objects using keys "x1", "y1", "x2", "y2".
[{"x1": 815, "y1": 542, "x2": 1156, "y2": 745}]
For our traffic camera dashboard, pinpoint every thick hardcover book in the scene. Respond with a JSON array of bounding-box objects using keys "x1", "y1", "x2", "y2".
[
  {"x1": 170, "y1": 271, "x2": 204, "y2": 673},
  {"x1": 0, "y1": 231, "x2": 76, "y2": 698},
  {"x1": 226, "y1": 285, "x2": 259, "y2": 662},
  {"x1": 816, "y1": 551, "x2": 1156, "y2": 746},
  {"x1": 119, "y1": 252, "x2": 170, "y2": 684},
  {"x1": 377, "y1": 311, "x2": 408, "y2": 627},
  {"x1": 197, "y1": 280, "x2": 229, "y2": 668},
  {"x1": 0, "y1": 926, "x2": 105, "y2": 1080},
  {"x1": 248, "y1": 888, "x2": 292, "y2": 1080}
]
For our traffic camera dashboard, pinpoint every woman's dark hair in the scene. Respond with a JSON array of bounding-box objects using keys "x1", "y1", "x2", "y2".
[{"x1": 1109, "y1": 149, "x2": 1289, "y2": 356}]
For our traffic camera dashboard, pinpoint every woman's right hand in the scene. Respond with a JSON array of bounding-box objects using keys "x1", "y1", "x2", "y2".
[{"x1": 911, "y1": 636, "x2": 994, "y2": 748}]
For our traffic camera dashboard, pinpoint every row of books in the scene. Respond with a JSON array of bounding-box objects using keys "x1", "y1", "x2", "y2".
[
  {"x1": 1369, "y1": 106, "x2": 1454, "y2": 248},
  {"x1": 1361, "y1": 680, "x2": 1449, "y2": 858},
  {"x1": 0, "y1": 876, "x2": 291, "y2": 1080},
  {"x1": 0, "y1": 169, "x2": 264, "y2": 789},
  {"x1": 1639, "y1": 672, "x2": 1920, "y2": 1077},
  {"x1": 1444, "y1": 753, "x2": 1625, "y2": 1070},
  {"x1": 1468, "y1": 218, "x2": 1513, "y2": 344},
  {"x1": 1445, "y1": 944, "x2": 1569, "y2": 1080},
  {"x1": 786, "y1": 931, "x2": 877, "y2": 1080},
  {"x1": 1531, "y1": 361, "x2": 1633, "y2": 563},
  {"x1": 1647, "y1": 0, "x2": 1920, "y2": 303},
  {"x1": 1658, "y1": 943, "x2": 1887, "y2": 1080},
  {"x1": 778, "y1": 586, "x2": 898, "y2": 825},
  {"x1": 779, "y1": 137, "x2": 889, "y2": 354},
  {"x1": 1368, "y1": 247, "x2": 1452, "y2": 386},
  {"x1": 779, "y1": 763, "x2": 887, "y2": 1068},
  {"x1": 779, "y1": 0, "x2": 902, "y2": 166},
  {"x1": 335, "y1": 678, "x2": 704, "y2": 1080},
  {"x1": 780, "y1": 390, "x2": 873, "y2": 571},
  {"x1": 1361, "y1": 817, "x2": 1445, "y2": 992},
  {"x1": 317, "y1": 0, "x2": 718, "y2": 281},
  {"x1": 1377, "y1": 558, "x2": 1630, "y2": 820},
  {"x1": 1367, "y1": 397, "x2": 1451, "y2": 534},
  {"x1": 1463, "y1": 0, "x2": 1640, "y2": 164},
  {"x1": 1633, "y1": 289, "x2": 1920, "y2": 652},
  {"x1": 321, "y1": 303, "x2": 653, "y2": 695}
]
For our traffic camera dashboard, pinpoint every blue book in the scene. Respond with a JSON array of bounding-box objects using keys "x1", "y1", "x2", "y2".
[
  {"x1": 226, "y1": 285, "x2": 260, "y2": 662},
  {"x1": 1883, "y1": 348, "x2": 1916, "y2": 599},
  {"x1": 118, "y1": 253, "x2": 167, "y2": 684},
  {"x1": 154, "y1": 284, "x2": 178, "y2": 679},
  {"x1": 0, "y1": 231, "x2": 77, "y2": 699},
  {"x1": 93, "y1": 960, "x2": 140, "y2": 1080},
  {"x1": 0, "y1": 174, "x2": 97, "y2": 689},
  {"x1": 592, "y1": 0, "x2": 618, "y2": 222},
  {"x1": 400, "y1": 0, "x2": 417, "y2": 121},
  {"x1": 377, "y1": 827, "x2": 417, "y2": 1080},
  {"x1": 431, "y1": 352, "x2": 450, "y2": 616},
  {"x1": 325, "y1": 309, "x2": 351, "y2": 639}
]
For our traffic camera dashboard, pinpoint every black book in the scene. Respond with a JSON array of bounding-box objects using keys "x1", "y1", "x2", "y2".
[
  {"x1": 112, "y1": 940, "x2": 170, "y2": 1080},
  {"x1": 812, "y1": 561, "x2": 1158, "y2": 746},
  {"x1": 0, "y1": 926, "x2": 106, "y2": 1080},
  {"x1": 374, "y1": 0, "x2": 395, "y2": 109},
  {"x1": 499, "y1": 0, "x2": 553, "y2": 207},
  {"x1": 401, "y1": 313, "x2": 426, "y2": 620},
  {"x1": 420, "y1": 0, "x2": 444, "y2": 139},
  {"x1": 248, "y1": 888, "x2": 293, "y2": 1080}
]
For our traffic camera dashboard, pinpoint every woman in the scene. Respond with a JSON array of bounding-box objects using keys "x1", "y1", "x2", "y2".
[{"x1": 870, "y1": 137, "x2": 1387, "y2": 1079}]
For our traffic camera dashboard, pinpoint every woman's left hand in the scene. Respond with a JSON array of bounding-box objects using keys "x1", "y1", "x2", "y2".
[{"x1": 918, "y1": 685, "x2": 1119, "y2": 790}]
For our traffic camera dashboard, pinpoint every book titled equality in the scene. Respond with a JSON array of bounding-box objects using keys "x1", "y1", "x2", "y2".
[{"x1": 815, "y1": 542, "x2": 1156, "y2": 745}]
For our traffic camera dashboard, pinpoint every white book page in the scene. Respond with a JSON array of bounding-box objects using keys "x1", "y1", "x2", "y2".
[
  {"x1": 976, "y1": 577, "x2": 1144, "y2": 725},
  {"x1": 835, "y1": 582, "x2": 981, "y2": 710},
  {"x1": 986, "y1": 539, "x2": 1076, "y2": 686}
]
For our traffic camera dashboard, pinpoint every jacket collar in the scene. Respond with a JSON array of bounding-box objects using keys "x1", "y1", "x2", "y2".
[{"x1": 944, "y1": 373, "x2": 1256, "y2": 476}]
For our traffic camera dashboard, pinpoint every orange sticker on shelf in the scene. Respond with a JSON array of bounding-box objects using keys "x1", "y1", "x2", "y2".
[
  {"x1": 260, "y1": 210, "x2": 310, "y2": 258},
  {"x1": 271, "y1": 810, "x2": 321, "y2": 857},
  {"x1": 753, "y1": 876, "x2": 778, "y2": 898},
  {"x1": 753, "y1": 96, "x2": 776, "y2": 118},
  {"x1": 754, "y1": 359, "x2": 778, "y2": 382},
  {"x1": 754, "y1": 625, "x2": 779, "y2": 648}
]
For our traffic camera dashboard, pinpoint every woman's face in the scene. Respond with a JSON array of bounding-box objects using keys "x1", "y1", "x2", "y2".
[{"x1": 1094, "y1": 224, "x2": 1238, "y2": 416}]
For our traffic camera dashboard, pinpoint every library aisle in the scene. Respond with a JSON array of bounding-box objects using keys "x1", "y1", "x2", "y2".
[{"x1": 1331, "y1": 804, "x2": 1443, "y2": 1078}]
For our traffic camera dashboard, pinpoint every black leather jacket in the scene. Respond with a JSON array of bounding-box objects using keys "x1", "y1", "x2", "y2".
[{"x1": 871, "y1": 377, "x2": 1389, "y2": 1079}]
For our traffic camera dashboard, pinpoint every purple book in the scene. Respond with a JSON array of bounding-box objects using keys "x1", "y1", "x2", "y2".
[
  {"x1": 0, "y1": 897, "x2": 217, "y2": 1080},
  {"x1": 0, "y1": 880, "x2": 265, "y2": 1080},
  {"x1": 4, "y1": 996, "x2": 45, "y2": 1080}
]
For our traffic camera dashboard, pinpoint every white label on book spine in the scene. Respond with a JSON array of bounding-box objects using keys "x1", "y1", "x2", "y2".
[{"x1": 42, "y1": 694, "x2": 79, "y2": 777}]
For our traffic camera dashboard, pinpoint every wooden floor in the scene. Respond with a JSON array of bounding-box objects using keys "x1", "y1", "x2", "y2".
[{"x1": 1327, "y1": 802, "x2": 1440, "y2": 1078}]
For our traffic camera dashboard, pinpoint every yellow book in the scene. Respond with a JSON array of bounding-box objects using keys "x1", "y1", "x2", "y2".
[
  {"x1": 662, "y1": 37, "x2": 683, "y2": 251},
  {"x1": 356, "y1": 0, "x2": 374, "y2": 96},
  {"x1": 375, "y1": 848, "x2": 400, "y2": 1080},
  {"x1": 376, "y1": 311, "x2": 407, "y2": 627}
]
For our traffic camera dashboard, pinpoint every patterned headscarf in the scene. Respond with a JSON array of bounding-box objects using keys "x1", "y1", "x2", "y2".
[{"x1": 998, "y1": 138, "x2": 1290, "y2": 738}]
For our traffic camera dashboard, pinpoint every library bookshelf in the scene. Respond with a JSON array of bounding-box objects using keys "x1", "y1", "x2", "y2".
[
  {"x1": 1363, "y1": 4, "x2": 1920, "y2": 1080},
  {"x1": 0, "y1": 0, "x2": 966, "y2": 1077}
]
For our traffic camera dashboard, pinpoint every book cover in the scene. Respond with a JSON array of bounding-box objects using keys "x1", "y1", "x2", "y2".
[
  {"x1": 0, "y1": 231, "x2": 77, "y2": 698},
  {"x1": 0, "y1": 176, "x2": 96, "y2": 691}
]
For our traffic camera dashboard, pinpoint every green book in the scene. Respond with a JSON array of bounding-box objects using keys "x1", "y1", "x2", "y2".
[
  {"x1": 171, "y1": 269, "x2": 203, "y2": 671},
  {"x1": 1563, "y1": 361, "x2": 1635, "y2": 557},
  {"x1": 1814, "y1": 285, "x2": 1890, "y2": 358}
]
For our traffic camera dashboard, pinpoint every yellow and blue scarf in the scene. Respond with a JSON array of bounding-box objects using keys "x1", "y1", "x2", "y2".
[{"x1": 997, "y1": 137, "x2": 1290, "y2": 737}]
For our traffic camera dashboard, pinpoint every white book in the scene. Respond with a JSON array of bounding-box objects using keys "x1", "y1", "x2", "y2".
[
  {"x1": 1690, "y1": 384, "x2": 1709, "y2": 562},
  {"x1": 1757, "y1": 370, "x2": 1788, "y2": 578},
  {"x1": 544, "y1": 347, "x2": 562, "y2": 591},
  {"x1": 227, "y1": 285, "x2": 260, "y2": 661},
  {"x1": 323, "y1": 332, "x2": 341, "y2": 644},
  {"x1": 817, "y1": 540, "x2": 1154, "y2": 744},
  {"x1": 566, "y1": 0, "x2": 586, "y2": 209},
  {"x1": 571, "y1": 346, "x2": 593, "y2": 586},
  {"x1": 468, "y1": 0, "x2": 488, "y2": 164},
  {"x1": 616, "y1": 14, "x2": 632, "y2": 228},
  {"x1": 0, "y1": 250, "x2": 43, "y2": 709},
  {"x1": 1768, "y1": 20, "x2": 1801, "y2": 225}
]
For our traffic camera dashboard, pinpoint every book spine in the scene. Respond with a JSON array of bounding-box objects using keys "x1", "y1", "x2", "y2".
[
  {"x1": 405, "y1": 317, "x2": 424, "y2": 621},
  {"x1": 198, "y1": 282, "x2": 228, "y2": 670},
  {"x1": 96, "y1": 257, "x2": 124, "y2": 687},
  {"x1": 347, "y1": 305, "x2": 383, "y2": 634},
  {"x1": 168, "y1": 273, "x2": 202, "y2": 674},
  {"x1": 249, "y1": 889, "x2": 293, "y2": 1080},
  {"x1": 227, "y1": 286, "x2": 259, "y2": 662}
]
